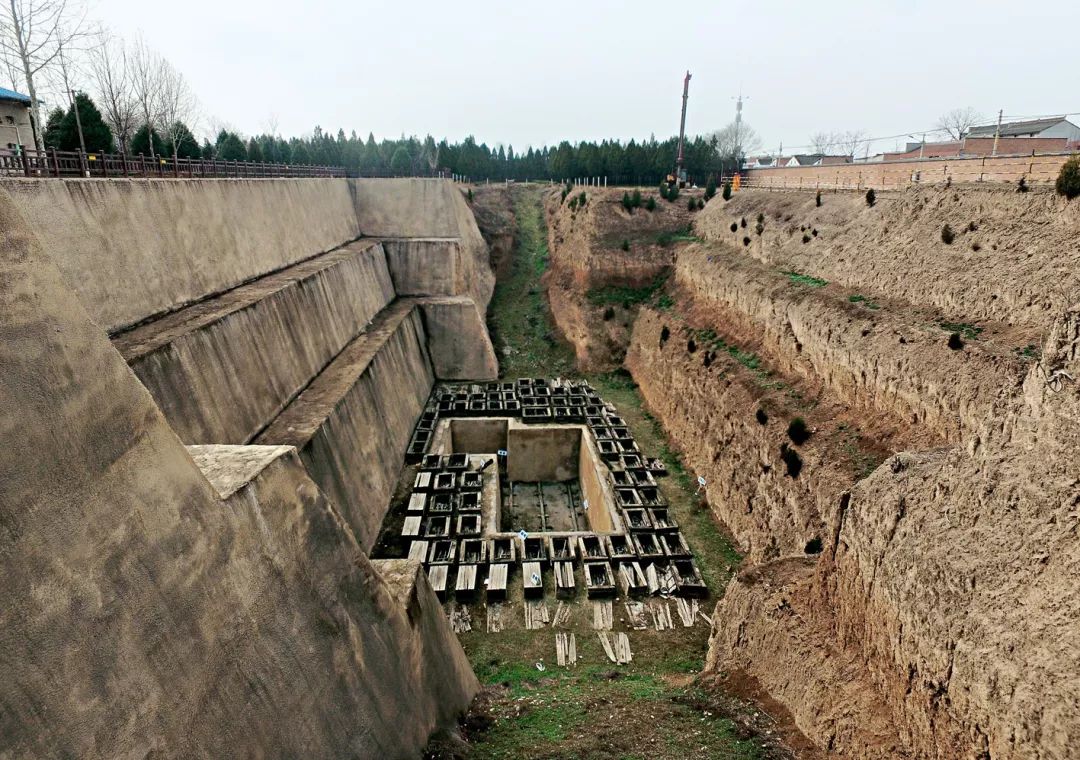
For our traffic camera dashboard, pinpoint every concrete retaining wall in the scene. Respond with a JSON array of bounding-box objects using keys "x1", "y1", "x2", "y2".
[
  {"x1": 256, "y1": 302, "x2": 435, "y2": 551},
  {"x1": 419, "y1": 297, "x2": 500, "y2": 380},
  {"x1": 0, "y1": 191, "x2": 475, "y2": 759},
  {"x1": 114, "y1": 240, "x2": 395, "y2": 444},
  {"x1": 353, "y1": 178, "x2": 494, "y2": 311},
  {"x1": 0, "y1": 178, "x2": 360, "y2": 332}
]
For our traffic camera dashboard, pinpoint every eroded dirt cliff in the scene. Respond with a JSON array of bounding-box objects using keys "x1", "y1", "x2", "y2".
[{"x1": 567, "y1": 184, "x2": 1080, "y2": 758}]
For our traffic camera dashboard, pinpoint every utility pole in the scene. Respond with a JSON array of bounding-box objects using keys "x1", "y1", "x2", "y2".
[
  {"x1": 675, "y1": 71, "x2": 691, "y2": 184},
  {"x1": 69, "y1": 89, "x2": 87, "y2": 155},
  {"x1": 991, "y1": 109, "x2": 1003, "y2": 156}
]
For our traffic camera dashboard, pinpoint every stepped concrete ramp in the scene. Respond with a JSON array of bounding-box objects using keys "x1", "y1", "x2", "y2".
[
  {"x1": 113, "y1": 239, "x2": 396, "y2": 444},
  {"x1": 353, "y1": 177, "x2": 494, "y2": 311},
  {"x1": 0, "y1": 187, "x2": 478, "y2": 758}
]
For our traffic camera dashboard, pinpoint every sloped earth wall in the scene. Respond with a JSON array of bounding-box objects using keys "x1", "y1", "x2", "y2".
[{"x1": 608, "y1": 187, "x2": 1080, "y2": 757}]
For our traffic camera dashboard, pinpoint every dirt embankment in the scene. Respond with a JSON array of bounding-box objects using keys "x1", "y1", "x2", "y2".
[
  {"x1": 543, "y1": 185, "x2": 702, "y2": 371},
  {"x1": 616, "y1": 186, "x2": 1080, "y2": 757},
  {"x1": 697, "y1": 186, "x2": 1080, "y2": 330},
  {"x1": 468, "y1": 185, "x2": 516, "y2": 279}
]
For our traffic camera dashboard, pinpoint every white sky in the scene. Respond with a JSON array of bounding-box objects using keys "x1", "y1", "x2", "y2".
[{"x1": 94, "y1": 0, "x2": 1080, "y2": 155}]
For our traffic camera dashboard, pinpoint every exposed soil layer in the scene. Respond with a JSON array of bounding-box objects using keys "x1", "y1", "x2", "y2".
[
  {"x1": 696, "y1": 186, "x2": 1080, "y2": 330},
  {"x1": 468, "y1": 185, "x2": 516, "y2": 279},
  {"x1": 554, "y1": 184, "x2": 1080, "y2": 758},
  {"x1": 448, "y1": 185, "x2": 810, "y2": 759},
  {"x1": 543, "y1": 185, "x2": 703, "y2": 371}
]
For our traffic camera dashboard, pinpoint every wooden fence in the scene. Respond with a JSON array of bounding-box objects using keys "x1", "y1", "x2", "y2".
[{"x1": 0, "y1": 147, "x2": 347, "y2": 179}]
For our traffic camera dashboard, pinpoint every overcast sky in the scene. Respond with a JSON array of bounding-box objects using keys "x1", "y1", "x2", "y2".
[{"x1": 95, "y1": 0, "x2": 1079, "y2": 155}]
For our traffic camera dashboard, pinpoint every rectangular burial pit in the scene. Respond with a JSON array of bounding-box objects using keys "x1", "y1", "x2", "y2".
[{"x1": 584, "y1": 562, "x2": 616, "y2": 598}]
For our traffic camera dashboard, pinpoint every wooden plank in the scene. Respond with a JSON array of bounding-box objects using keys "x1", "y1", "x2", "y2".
[
  {"x1": 486, "y1": 603, "x2": 504, "y2": 633},
  {"x1": 552, "y1": 601, "x2": 573, "y2": 627},
  {"x1": 408, "y1": 540, "x2": 428, "y2": 562},
  {"x1": 615, "y1": 632, "x2": 632, "y2": 664},
  {"x1": 523, "y1": 561, "x2": 543, "y2": 596},
  {"x1": 592, "y1": 600, "x2": 613, "y2": 630},
  {"x1": 407, "y1": 492, "x2": 426, "y2": 512},
  {"x1": 554, "y1": 561, "x2": 575, "y2": 598},
  {"x1": 487, "y1": 563, "x2": 508, "y2": 598},
  {"x1": 401, "y1": 515, "x2": 422, "y2": 537},
  {"x1": 598, "y1": 632, "x2": 617, "y2": 663},
  {"x1": 427, "y1": 565, "x2": 448, "y2": 596},
  {"x1": 556, "y1": 632, "x2": 577, "y2": 667},
  {"x1": 455, "y1": 564, "x2": 478, "y2": 594},
  {"x1": 624, "y1": 601, "x2": 648, "y2": 630}
]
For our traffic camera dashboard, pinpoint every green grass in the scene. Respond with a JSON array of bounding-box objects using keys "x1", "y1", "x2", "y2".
[
  {"x1": 586, "y1": 278, "x2": 667, "y2": 308},
  {"x1": 938, "y1": 321, "x2": 983, "y2": 340},
  {"x1": 781, "y1": 270, "x2": 828, "y2": 288},
  {"x1": 848, "y1": 294, "x2": 880, "y2": 309},
  {"x1": 466, "y1": 188, "x2": 762, "y2": 759},
  {"x1": 654, "y1": 225, "x2": 700, "y2": 247},
  {"x1": 486, "y1": 190, "x2": 576, "y2": 379}
]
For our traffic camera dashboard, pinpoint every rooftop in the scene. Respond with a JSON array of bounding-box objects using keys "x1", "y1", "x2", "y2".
[
  {"x1": 967, "y1": 116, "x2": 1072, "y2": 138},
  {"x1": 0, "y1": 86, "x2": 31, "y2": 105}
]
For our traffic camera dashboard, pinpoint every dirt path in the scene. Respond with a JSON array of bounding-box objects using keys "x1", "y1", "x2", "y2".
[{"x1": 433, "y1": 187, "x2": 802, "y2": 760}]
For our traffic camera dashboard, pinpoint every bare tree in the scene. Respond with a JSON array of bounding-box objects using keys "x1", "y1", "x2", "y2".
[
  {"x1": 158, "y1": 58, "x2": 196, "y2": 159},
  {"x1": 713, "y1": 120, "x2": 761, "y2": 162},
  {"x1": 88, "y1": 32, "x2": 137, "y2": 152},
  {"x1": 809, "y1": 131, "x2": 837, "y2": 154},
  {"x1": 936, "y1": 107, "x2": 984, "y2": 140},
  {"x1": 129, "y1": 35, "x2": 164, "y2": 157},
  {"x1": 836, "y1": 129, "x2": 867, "y2": 158},
  {"x1": 0, "y1": 0, "x2": 93, "y2": 149}
]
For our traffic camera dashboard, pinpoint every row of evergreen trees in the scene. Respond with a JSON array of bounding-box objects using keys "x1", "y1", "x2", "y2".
[{"x1": 40, "y1": 91, "x2": 738, "y2": 183}]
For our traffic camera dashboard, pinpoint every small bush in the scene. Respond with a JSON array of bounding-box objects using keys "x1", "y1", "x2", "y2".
[
  {"x1": 1056, "y1": 156, "x2": 1080, "y2": 199},
  {"x1": 787, "y1": 417, "x2": 810, "y2": 444},
  {"x1": 631, "y1": 188, "x2": 642, "y2": 208},
  {"x1": 688, "y1": 197, "x2": 697, "y2": 211},
  {"x1": 755, "y1": 408, "x2": 768, "y2": 425},
  {"x1": 622, "y1": 192, "x2": 633, "y2": 212},
  {"x1": 815, "y1": 191, "x2": 822, "y2": 207},
  {"x1": 740, "y1": 217, "x2": 747, "y2": 229},
  {"x1": 1017, "y1": 176, "x2": 1029, "y2": 193},
  {"x1": 756, "y1": 212, "x2": 765, "y2": 224},
  {"x1": 602, "y1": 306, "x2": 615, "y2": 321},
  {"x1": 697, "y1": 198, "x2": 706, "y2": 210},
  {"x1": 658, "y1": 183, "x2": 669, "y2": 201},
  {"x1": 947, "y1": 332, "x2": 964, "y2": 350},
  {"x1": 742, "y1": 236, "x2": 751, "y2": 247},
  {"x1": 812, "y1": 228, "x2": 818, "y2": 237},
  {"x1": 730, "y1": 222, "x2": 738, "y2": 233},
  {"x1": 967, "y1": 221, "x2": 978, "y2": 232},
  {"x1": 971, "y1": 242, "x2": 981, "y2": 252},
  {"x1": 755, "y1": 221, "x2": 764, "y2": 236},
  {"x1": 645, "y1": 196, "x2": 657, "y2": 211},
  {"x1": 660, "y1": 325, "x2": 670, "y2": 345},
  {"x1": 667, "y1": 185, "x2": 680, "y2": 202},
  {"x1": 620, "y1": 239, "x2": 630, "y2": 251},
  {"x1": 941, "y1": 224, "x2": 955, "y2": 244},
  {"x1": 578, "y1": 191, "x2": 587, "y2": 207},
  {"x1": 568, "y1": 196, "x2": 578, "y2": 211},
  {"x1": 865, "y1": 188, "x2": 876, "y2": 207},
  {"x1": 804, "y1": 537, "x2": 823, "y2": 554},
  {"x1": 466, "y1": 188, "x2": 473, "y2": 203},
  {"x1": 780, "y1": 443, "x2": 803, "y2": 478},
  {"x1": 687, "y1": 338, "x2": 697, "y2": 353},
  {"x1": 705, "y1": 176, "x2": 717, "y2": 200},
  {"x1": 802, "y1": 233, "x2": 811, "y2": 244},
  {"x1": 722, "y1": 181, "x2": 732, "y2": 201}
]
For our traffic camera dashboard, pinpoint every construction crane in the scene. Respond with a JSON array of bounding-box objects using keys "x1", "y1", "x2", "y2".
[{"x1": 671, "y1": 70, "x2": 692, "y2": 188}]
